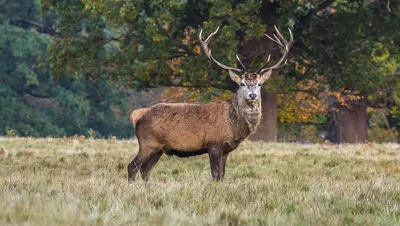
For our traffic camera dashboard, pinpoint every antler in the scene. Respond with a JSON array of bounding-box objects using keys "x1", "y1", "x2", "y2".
[
  {"x1": 199, "y1": 27, "x2": 244, "y2": 73},
  {"x1": 256, "y1": 25, "x2": 294, "y2": 74}
]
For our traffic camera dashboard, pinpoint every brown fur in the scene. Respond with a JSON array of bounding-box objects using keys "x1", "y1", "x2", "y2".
[
  {"x1": 128, "y1": 86, "x2": 263, "y2": 182},
  {"x1": 135, "y1": 100, "x2": 256, "y2": 151},
  {"x1": 130, "y1": 108, "x2": 149, "y2": 128}
]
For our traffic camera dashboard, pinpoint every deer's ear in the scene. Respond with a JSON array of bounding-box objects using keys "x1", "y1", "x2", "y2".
[
  {"x1": 259, "y1": 70, "x2": 272, "y2": 83},
  {"x1": 229, "y1": 70, "x2": 243, "y2": 84}
]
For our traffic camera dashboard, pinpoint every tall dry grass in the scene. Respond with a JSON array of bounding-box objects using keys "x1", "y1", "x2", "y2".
[{"x1": 0, "y1": 137, "x2": 399, "y2": 225}]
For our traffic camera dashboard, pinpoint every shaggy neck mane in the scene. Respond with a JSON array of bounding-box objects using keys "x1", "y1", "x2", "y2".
[{"x1": 229, "y1": 92, "x2": 262, "y2": 141}]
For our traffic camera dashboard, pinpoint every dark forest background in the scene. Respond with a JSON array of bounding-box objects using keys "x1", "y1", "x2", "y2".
[{"x1": 1, "y1": 0, "x2": 399, "y2": 143}]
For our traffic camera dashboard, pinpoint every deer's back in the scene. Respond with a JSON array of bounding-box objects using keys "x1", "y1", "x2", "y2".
[{"x1": 135, "y1": 101, "x2": 235, "y2": 151}]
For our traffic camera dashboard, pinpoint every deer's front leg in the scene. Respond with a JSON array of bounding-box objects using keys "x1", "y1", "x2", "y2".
[
  {"x1": 220, "y1": 153, "x2": 229, "y2": 180},
  {"x1": 208, "y1": 147, "x2": 222, "y2": 181}
]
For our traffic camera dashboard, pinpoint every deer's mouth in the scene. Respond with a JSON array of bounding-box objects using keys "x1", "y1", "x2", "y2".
[{"x1": 246, "y1": 99, "x2": 258, "y2": 104}]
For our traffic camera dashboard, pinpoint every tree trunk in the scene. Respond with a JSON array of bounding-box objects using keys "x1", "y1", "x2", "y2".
[
  {"x1": 249, "y1": 90, "x2": 277, "y2": 142},
  {"x1": 328, "y1": 102, "x2": 368, "y2": 143}
]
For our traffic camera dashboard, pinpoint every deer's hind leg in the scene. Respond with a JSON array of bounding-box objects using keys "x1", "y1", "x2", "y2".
[
  {"x1": 128, "y1": 143, "x2": 160, "y2": 182},
  {"x1": 140, "y1": 151, "x2": 163, "y2": 181}
]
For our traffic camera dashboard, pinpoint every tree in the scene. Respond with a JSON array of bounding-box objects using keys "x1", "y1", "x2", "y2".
[
  {"x1": 0, "y1": 0, "x2": 133, "y2": 138},
  {"x1": 288, "y1": 0, "x2": 400, "y2": 143},
  {"x1": 40, "y1": 0, "x2": 299, "y2": 142},
  {"x1": 41, "y1": 0, "x2": 400, "y2": 143}
]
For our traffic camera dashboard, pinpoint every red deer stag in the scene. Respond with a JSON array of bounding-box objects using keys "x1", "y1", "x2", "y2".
[{"x1": 128, "y1": 26, "x2": 293, "y2": 181}]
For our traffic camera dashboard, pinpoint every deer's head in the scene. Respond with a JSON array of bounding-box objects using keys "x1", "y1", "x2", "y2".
[{"x1": 199, "y1": 26, "x2": 293, "y2": 105}]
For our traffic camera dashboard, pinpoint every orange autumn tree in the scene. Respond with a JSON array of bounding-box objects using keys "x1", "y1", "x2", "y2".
[{"x1": 278, "y1": 79, "x2": 327, "y2": 124}]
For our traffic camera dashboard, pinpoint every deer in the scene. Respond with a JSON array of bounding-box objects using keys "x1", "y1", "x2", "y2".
[{"x1": 128, "y1": 25, "x2": 293, "y2": 181}]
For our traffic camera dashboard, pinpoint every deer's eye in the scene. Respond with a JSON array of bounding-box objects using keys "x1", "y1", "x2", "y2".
[
  {"x1": 240, "y1": 82, "x2": 246, "y2": 87},
  {"x1": 258, "y1": 83, "x2": 262, "y2": 86}
]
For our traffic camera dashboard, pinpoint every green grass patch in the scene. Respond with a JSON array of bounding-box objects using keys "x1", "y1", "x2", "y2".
[{"x1": 0, "y1": 138, "x2": 399, "y2": 225}]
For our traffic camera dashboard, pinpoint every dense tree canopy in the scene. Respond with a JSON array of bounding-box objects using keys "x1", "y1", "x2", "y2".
[
  {"x1": 41, "y1": 0, "x2": 266, "y2": 91},
  {"x1": 0, "y1": 0, "x2": 133, "y2": 138},
  {"x1": 1, "y1": 0, "x2": 399, "y2": 142},
  {"x1": 39, "y1": 0, "x2": 400, "y2": 142},
  {"x1": 39, "y1": 1, "x2": 398, "y2": 90}
]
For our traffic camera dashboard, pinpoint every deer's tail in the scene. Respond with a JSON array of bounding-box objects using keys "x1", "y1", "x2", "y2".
[{"x1": 130, "y1": 108, "x2": 149, "y2": 128}]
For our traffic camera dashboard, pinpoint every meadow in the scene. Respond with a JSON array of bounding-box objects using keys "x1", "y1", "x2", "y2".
[{"x1": 0, "y1": 137, "x2": 399, "y2": 225}]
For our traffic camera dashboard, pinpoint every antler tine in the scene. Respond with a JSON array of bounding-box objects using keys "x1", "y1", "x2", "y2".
[
  {"x1": 287, "y1": 28, "x2": 294, "y2": 52},
  {"x1": 199, "y1": 27, "x2": 243, "y2": 72},
  {"x1": 264, "y1": 33, "x2": 283, "y2": 46},
  {"x1": 206, "y1": 50, "x2": 238, "y2": 71},
  {"x1": 199, "y1": 26, "x2": 220, "y2": 59},
  {"x1": 274, "y1": 25, "x2": 294, "y2": 52},
  {"x1": 274, "y1": 26, "x2": 285, "y2": 42},
  {"x1": 204, "y1": 26, "x2": 220, "y2": 43},
  {"x1": 273, "y1": 59, "x2": 288, "y2": 70},
  {"x1": 236, "y1": 54, "x2": 246, "y2": 71},
  {"x1": 258, "y1": 26, "x2": 293, "y2": 74},
  {"x1": 256, "y1": 55, "x2": 271, "y2": 74},
  {"x1": 273, "y1": 33, "x2": 283, "y2": 46}
]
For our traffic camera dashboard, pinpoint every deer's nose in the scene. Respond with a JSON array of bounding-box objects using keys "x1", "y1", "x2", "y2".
[{"x1": 249, "y1": 93, "x2": 257, "y2": 100}]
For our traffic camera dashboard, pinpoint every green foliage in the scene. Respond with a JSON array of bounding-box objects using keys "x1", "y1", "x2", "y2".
[
  {"x1": 6, "y1": 130, "x2": 17, "y2": 138},
  {"x1": 367, "y1": 108, "x2": 398, "y2": 143},
  {"x1": 87, "y1": 128, "x2": 97, "y2": 139},
  {"x1": 368, "y1": 126, "x2": 398, "y2": 143},
  {"x1": 293, "y1": 1, "x2": 400, "y2": 94},
  {"x1": 0, "y1": 0, "x2": 133, "y2": 138},
  {"x1": 41, "y1": 1, "x2": 400, "y2": 95},
  {"x1": 40, "y1": 0, "x2": 267, "y2": 90},
  {"x1": 3, "y1": 0, "x2": 400, "y2": 140}
]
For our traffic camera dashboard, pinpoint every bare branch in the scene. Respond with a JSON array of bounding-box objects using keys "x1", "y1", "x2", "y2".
[
  {"x1": 317, "y1": 0, "x2": 336, "y2": 10},
  {"x1": 10, "y1": 19, "x2": 62, "y2": 37}
]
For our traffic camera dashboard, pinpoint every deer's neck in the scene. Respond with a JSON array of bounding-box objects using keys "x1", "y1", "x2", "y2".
[{"x1": 229, "y1": 93, "x2": 262, "y2": 140}]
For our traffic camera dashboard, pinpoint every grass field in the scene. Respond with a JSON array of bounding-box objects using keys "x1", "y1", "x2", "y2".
[{"x1": 0, "y1": 137, "x2": 399, "y2": 225}]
